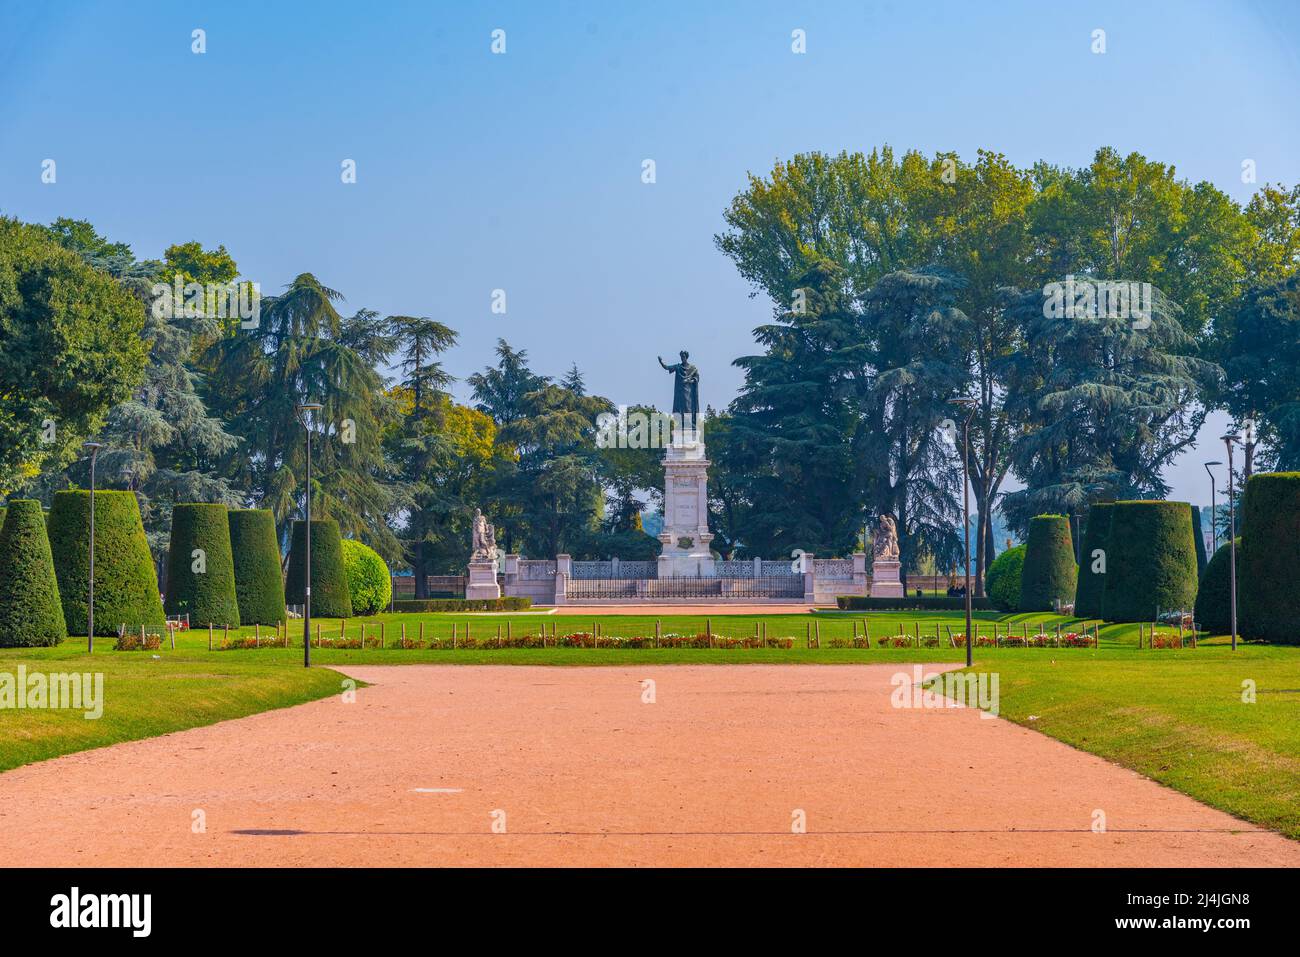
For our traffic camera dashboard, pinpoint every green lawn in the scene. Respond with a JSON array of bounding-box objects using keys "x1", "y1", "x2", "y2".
[{"x1": 3, "y1": 609, "x2": 1297, "y2": 843}]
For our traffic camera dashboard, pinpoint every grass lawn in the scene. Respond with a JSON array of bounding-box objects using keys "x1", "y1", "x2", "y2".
[{"x1": 3, "y1": 608, "x2": 1297, "y2": 843}]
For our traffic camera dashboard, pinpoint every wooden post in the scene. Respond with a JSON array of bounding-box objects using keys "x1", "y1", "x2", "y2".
[
  {"x1": 497, "y1": 624, "x2": 502, "y2": 648},
  {"x1": 655, "y1": 619, "x2": 661, "y2": 648},
  {"x1": 380, "y1": 622, "x2": 385, "y2": 649},
  {"x1": 255, "y1": 623, "x2": 260, "y2": 647},
  {"x1": 169, "y1": 623, "x2": 175, "y2": 650},
  {"x1": 507, "y1": 620, "x2": 511, "y2": 640},
  {"x1": 401, "y1": 622, "x2": 406, "y2": 644},
  {"x1": 706, "y1": 618, "x2": 711, "y2": 643},
  {"x1": 316, "y1": 622, "x2": 321, "y2": 646},
  {"x1": 852, "y1": 620, "x2": 858, "y2": 638},
  {"x1": 863, "y1": 621, "x2": 869, "y2": 647},
  {"x1": 814, "y1": 620, "x2": 820, "y2": 648},
  {"x1": 1056, "y1": 622, "x2": 1061, "y2": 646},
  {"x1": 805, "y1": 622, "x2": 811, "y2": 648},
  {"x1": 208, "y1": 623, "x2": 213, "y2": 651},
  {"x1": 936, "y1": 623, "x2": 941, "y2": 647},
  {"x1": 224, "y1": 623, "x2": 230, "y2": 646},
  {"x1": 341, "y1": 619, "x2": 346, "y2": 641}
]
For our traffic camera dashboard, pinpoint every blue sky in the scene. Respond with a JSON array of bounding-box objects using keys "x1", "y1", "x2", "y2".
[{"x1": 2, "y1": 0, "x2": 1297, "y2": 505}]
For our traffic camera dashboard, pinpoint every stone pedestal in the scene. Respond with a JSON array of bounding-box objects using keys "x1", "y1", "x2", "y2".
[
  {"x1": 466, "y1": 560, "x2": 501, "y2": 600},
  {"x1": 656, "y1": 428, "x2": 715, "y2": 577},
  {"x1": 870, "y1": 560, "x2": 903, "y2": 598}
]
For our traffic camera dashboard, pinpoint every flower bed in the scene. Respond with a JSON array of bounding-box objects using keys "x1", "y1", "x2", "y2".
[{"x1": 114, "y1": 632, "x2": 162, "y2": 651}]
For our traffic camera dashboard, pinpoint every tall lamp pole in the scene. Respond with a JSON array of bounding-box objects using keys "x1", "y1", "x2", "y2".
[
  {"x1": 82, "y1": 442, "x2": 104, "y2": 652},
  {"x1": 1221, "y1": 435, "x2": 1241, "y2": 651},
  {"x1": 952, "y1": 399, "x2": 977, "y2": 667},
  {"x1": 297, "y1": 403, "x2": 323, "y2": 668},
  {"x1": 1204, "y1": 461, "x2": 1222, "y2": 554}
]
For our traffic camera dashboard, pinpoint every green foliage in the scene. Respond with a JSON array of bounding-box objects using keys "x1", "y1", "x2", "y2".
[
  {"x1": 985, "y1": 544, "x2": 1026, "y2": 612},
  {"x1": 1018, "y1": 515, "x2": 1077, "y2": 611},
  {"x1": 47, "y1": 491, "x2": 165, "y2": 636},
  {"x1": 0, "y1": 500, "x2": 66, "y2": 646},
  {"x1": 341, "y1": 539, "x2": 392, "y2": 615},
  {"x1": 391, "y1": 597, "x2": 531, "y2": 613},
  {"x1": 1101, "y1": 501, "x2": 1199, "y2": 622},
  {"x1": 1073, "y1": 503, "x2": 1114, "y2": 618},
  {"x1": 0, "y1": 218, "x2": 149, "y2": 485},
  {"x1": 284, "y1": 519, "x2": 353, "y2": 618},
  {"x1": 1218, "y1": 273, "x2": 1300, "y2": 471},
  {"x1": 1239, "y1": 472, "x2": 1300, "y2": 644},
  {"x1": 1194, "y1": 538, "x2": 1239, "y2": 635},
  {"x1": 228, "y1": 509, "x2": 287, "y2": 626},
  {"x1": 204, "y1": 274, "x2": 398, "y2": 558},
  {"x1": 164, "y1": 504, "x2": 240, "y2": 626}
]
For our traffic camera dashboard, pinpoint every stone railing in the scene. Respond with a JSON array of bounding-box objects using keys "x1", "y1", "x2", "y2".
[{"x1": 813, "y1": 558, "x2": 854, "y2": 579}]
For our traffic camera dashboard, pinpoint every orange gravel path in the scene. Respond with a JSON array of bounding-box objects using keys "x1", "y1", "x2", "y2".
[{"x1": 1, "y1": 664, "x2": 1296, "y2": 867}]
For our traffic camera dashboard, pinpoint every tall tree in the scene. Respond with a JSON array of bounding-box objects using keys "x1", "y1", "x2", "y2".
[
  {"x1": 204, "y1": 274, "x2": 397, "y2": 557},
  {"x1": 0, "y1": 218, "x2": 149, "y2": 490},
  {"x1": 467, "y1": 339, "x2": 550, "y2": 425}
]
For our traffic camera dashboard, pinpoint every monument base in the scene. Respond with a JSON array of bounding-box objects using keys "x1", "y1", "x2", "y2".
[
  {"x1": 465, "y1": 561, "x2": 501, "y2": 600},
  {"x1": 657, "y1": 431, "x2": 715, "y2": 577},
  {"x1": 870, "y1": 560, "x2": 904, "y2": 598}
]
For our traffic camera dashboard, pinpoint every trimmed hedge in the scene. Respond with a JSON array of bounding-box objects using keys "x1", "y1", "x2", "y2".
[
  {"x1": 1073, "y1": 503, "x2": 1113, "y2": 618},
  {"x1": 835, "y1": 595, "x2": 994, "y2": 611},
  {"x1": 341, "y1": 539, "x2": 392, "y2": 615},
  {"x1": 284, "y1": 519, "x2": 353, "y2": 618},
  {"x1": 228, "y1": 509, "x2": 286, "y2": 626},
  {"x1": 985, "y1": 544, "x2": 1026, "y2": 612},
  {"x1": 1102, "y1": 500, "x2": 1199, "y2": 623},
  {"x1": 164, "y1": 503, "x2": 240, "y2": 627},
  {"x1": 1194, "y1": 538, "x2": 1238, "y2": 636},
  {"x1": 1239, "y1": 472, "x2": 1300, "y2": 644},
  {"x1": 391, "y1": 597, "x2": 532, "y2": 613},
  {"x1": 0, "y1": 500, "x2": 67, "y2": 646},
  {"x1": 47, "y1": 490, "x2": 165, "y2": 636},
  {"x1": 1190, "y1": 504, "x2": 1209, "y2": 578},
  {"x1": 1019, "y1": 515, "x2": 1077, "y2": 611}
]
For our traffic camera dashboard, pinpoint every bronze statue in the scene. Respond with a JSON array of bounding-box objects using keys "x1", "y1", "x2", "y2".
[{"x1": 657, "y1": 350, "x2": 700, "y2": 421}]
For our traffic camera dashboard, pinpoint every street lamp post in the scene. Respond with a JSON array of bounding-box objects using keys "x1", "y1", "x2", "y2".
[
  {"x1": 82, "y1": 442, "x2": 104, "y2": 652},
  {"x1": 1204, "y1": 461, "x2": 1222, "y2": 554},
  {"x1": 297, "y1": 403, "x2": 323, "y2": 668},
  {"x1": 1221, "y1": 436, "x2": 1241, "y2": 651},
  {"x1": 952, "y1": 399, "x2": 978, "y2": 667}
]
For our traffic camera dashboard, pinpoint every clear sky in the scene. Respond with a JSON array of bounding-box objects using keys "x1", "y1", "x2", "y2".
[{"x1": 3, "y1": 0, "x2": 1297, "y2": 506}]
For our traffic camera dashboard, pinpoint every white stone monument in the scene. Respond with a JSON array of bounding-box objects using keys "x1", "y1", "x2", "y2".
[
  {"x1": 869, "y1": 513, "x2": 903, "y2": 598},
  {"x1": 656, "y1": 424, "x2": 716, "y2": 578},
  {"x1": 466, "y1": 508, "x2": 502, "y2": 599}
]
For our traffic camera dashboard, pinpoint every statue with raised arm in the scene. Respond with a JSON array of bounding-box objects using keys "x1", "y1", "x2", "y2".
[
  {"x1": 657, "y1": 350, "x2": 700, "y2": 422},
  {"x1": 872, "y1": 513, "x2": 899, "y2": 562}
]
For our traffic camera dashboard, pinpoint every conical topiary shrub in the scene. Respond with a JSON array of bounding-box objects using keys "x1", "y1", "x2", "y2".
[
  {"x1": 1239, "y1": 472, "x2": 1300, "y2": 644},
  {"x1": 0, "y1": 500, "x2": 67, "y2": 647},
  {"x1": 284, "y1": 519, "x2": 353, "y2": 618},
  {"x1": 47, "y1": 490, "x2": 165, "y2": 636},
  {"x1": 1101, "y1": 500, "x2": 1198, "y2": 623},
  {"x1": 228, "y1": 509, "x2": 287, "y2": 626},
  {"x1": 1194, "y1": 538, "x2": 1238, "y2": 636},
  {"x1": 1018, "y1": 515, "x2": 1077, "y2": 611},
  {"x1": 164, "y1": 503, "x2": 240, "y2": 627},
  {"x1": 1189, "y1": 504, "x2": 1209, "y2": 578},
  {"x1": 1073, "y1": 503, "x2": 1113, "y2": 619}
]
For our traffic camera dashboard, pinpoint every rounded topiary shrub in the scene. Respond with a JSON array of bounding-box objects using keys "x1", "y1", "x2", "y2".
[
  {"x1": 1073, "y1": 503, "x2": 1113, "y2": 619},
  {"x1": 341, "y1": 539, "x2": 392, "y2": 615},
  {"x1": 1101, "y1": 500, "x2": 1199, "y2": 623},
  {"x1": 1194, "y1": 538, "x2": 1239, "y2": 636},
  {"x1": 284, "y1": 519, "x2": 353, "y2": 618},
  {"x1": 985, "y1": 544, "x2": 1026, "y2": 612},
  {"x1": 0, "y1": 500, "x2": 67, "y2": 646},
  {"x1": 1018, "y1": 515, "x2": 1077, "y2": 611},
  {"x1": 228, "y1": 509, "x2": 287, "y2": 626},
  {"x1": 164, "y1": 503, "x2": 240, "y2": 627},
  {"x1": 1239, "y1": 472, "x2": 1300, "y2": 644},
  {"x1": 47, "y1": 490, "x2": 165, "y2": 636}
]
